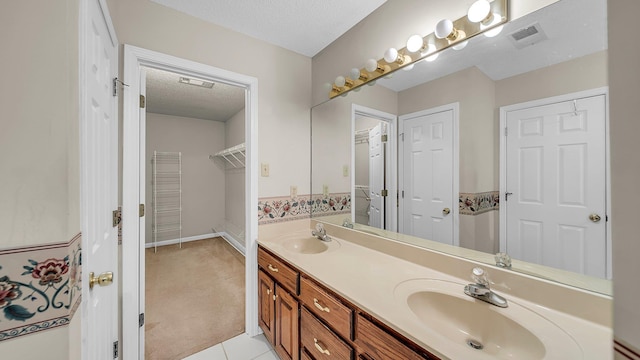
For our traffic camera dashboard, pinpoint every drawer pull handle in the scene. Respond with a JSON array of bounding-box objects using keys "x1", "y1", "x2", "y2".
[
  {"x1": 268, "y1": 264, "x2": 279, "y2": 273},
  {"x1": 314, "y1": 338, "x2": 331, "y2": 356},
  {"x1": 313, "y1": 298, "x2": 331, "y2": 313}
]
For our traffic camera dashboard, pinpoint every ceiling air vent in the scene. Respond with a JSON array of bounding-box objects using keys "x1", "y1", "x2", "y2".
[{"x1": 508, "y1": 22, "x2": 548, "y2": 49}]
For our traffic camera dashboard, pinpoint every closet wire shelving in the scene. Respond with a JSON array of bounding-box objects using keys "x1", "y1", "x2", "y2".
[
  {"x1": 209, "y1": 143, "x2": 246, "y2": 246},
  {"x1": 209, "y1": 142, "x2": 246, "y2": 168},
  {"x1": 152, "y1": 151, "x2": 182, "y2": 252}
]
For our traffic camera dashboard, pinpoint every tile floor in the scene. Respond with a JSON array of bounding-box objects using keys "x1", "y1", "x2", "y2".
[{"x1": 183, "y1": 333, "x2": 278, "y2": 360}]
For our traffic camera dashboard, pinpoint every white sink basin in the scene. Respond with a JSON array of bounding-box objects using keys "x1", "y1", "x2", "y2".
[
  {"x1": 281, "y1": 236, "x2": 340, "y2": 254},
  {"x1": 394, "y1": 279, "x2": 582, "y2": 359}
]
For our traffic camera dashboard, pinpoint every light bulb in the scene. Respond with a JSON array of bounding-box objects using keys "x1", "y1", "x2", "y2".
[
  {"x1": 435, "y1": 19, "x2": 454, "y2": 39},
  {"x1": 335, "y1": 75, "x2": 346, "y2": 87},
  {"x1": 425, "y1": 44, "x2": 439, "y2": 62},
  {"x1": 384, "y1": 48, "x2": 399, "y2": 64},
  {"x1": 482, "y1": 13, "x2": 504, "y2": 37},
  {"x1": 403, "y1": 63, "x2": 415, "y2": 71},
  {"x1": 452, "y1": 40, "x2": 468, "y2": 50},
  {"x1": 406, "y1": 34, "x2": 425, "y2": 53},
  {"x1": 349, "y1": 68, "x2": 362, "y2": 81},
  {"x1": 467, "y1": 0, "x2": 491, "y2": 23},
  {"x1": 365, "y1": 58, "x2": 379, "y2": 72}
]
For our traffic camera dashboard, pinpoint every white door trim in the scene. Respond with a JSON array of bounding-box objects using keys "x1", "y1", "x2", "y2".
[
  {"x1": 351, "y1": 104, "x2": 398, "y2": 232},
  {"x1": 499, "y1": 87, "x2": 611, "y2": 279},
  {"x1": 122, "y1": 45, "x2": 259, "y2": 359},
  {"x1": 398, "y1": 102, "x2": 460, "y2": 246}
]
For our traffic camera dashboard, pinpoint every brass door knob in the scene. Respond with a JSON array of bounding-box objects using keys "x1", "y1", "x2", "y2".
[
  {"x1": 589, "y1": 213, "x2": 601, "y2": 223},
  {"x1": 443, "y1": 208, "x2": 451, "y2": 215},
  {"x1": 89, "y1": 271, "x2": 113, "y2": 289}
]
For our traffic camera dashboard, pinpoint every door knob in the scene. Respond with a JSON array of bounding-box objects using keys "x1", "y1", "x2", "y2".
[
  {"x1": 443, "y1": 208, "x2": 451, "y2": 215},
  {"x1": 589, "y1": 213, "x2": 601, "y2": 223},
  {"x1": 89, "y1": 271, "x2": 113, "y2": 289}
]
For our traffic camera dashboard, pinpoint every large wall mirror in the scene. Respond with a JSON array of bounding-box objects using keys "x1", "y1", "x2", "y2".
[{"x1": 311, "y1": 0, "x2": 611, "y2": 295}]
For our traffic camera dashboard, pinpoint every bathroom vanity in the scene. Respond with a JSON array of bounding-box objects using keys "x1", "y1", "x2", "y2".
[{"x1": 257, "y1": 220, "x2": 612, "y2": 360}]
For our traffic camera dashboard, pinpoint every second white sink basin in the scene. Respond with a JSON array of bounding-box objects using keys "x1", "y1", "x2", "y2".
[{"x1": 394, "y1": 279, "x2": 582, "y2": 359}]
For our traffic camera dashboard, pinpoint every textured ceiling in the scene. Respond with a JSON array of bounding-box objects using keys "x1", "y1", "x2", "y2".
[
  {"x1": 150, "y1": 0, "x2": 387, "y2": 57},
  {"x1": 379, "y1": 0, "x2": 607, "y2": 91},
  {"x1": 145, "y1": 67, "x2": 245, "y2": 122}
]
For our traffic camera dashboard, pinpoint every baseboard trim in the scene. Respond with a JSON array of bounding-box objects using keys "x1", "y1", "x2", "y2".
[
  {"x1": 145, "y1": 233, "x2": 221, "y2": 248},
  {"x1": 220, "y1": 232, "x2": 246, "y2": 256},
  {"x1": 145, "y1": 232, "x2": 246, "y2": 256}
]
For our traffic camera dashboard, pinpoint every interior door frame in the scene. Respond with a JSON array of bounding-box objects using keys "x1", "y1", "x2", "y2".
[
  {"x1": 122, "y1": 45, "x2": 259, "y2": 359},
  {"x1": 398, "y1": 102, "x2": 460, "y2": 246},
  {"x1": 499, "y1": 87, "x2": 611, "y2": 279},
  {"x1": 351, "y1": 104, "x2": 398, "y2": 232}
]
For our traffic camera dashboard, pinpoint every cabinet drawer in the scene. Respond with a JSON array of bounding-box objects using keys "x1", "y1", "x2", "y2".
[
  {"x1": 300, "y1": 276, "x2": 353, "y2": 341},
  {"x1": 301, "y1": 307, "x2": 353, "y2": 360},
  {"x1": 258, "y1": 247, "x2": 299, "y2": 294},
  {"x1": 356, "y1": 314, "x2": 433, "y2": 360}
]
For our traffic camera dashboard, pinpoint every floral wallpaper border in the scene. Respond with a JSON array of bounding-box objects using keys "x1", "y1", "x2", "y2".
[
  {"x1": 0, "y1": 233, "x2": 81, "y2": 342},
  {"x1": 258, "y1": 193, "x2": 351, "y2": 225},
  {"x1": 459, "y1": 191, "x2": 499, "y2": 215}
]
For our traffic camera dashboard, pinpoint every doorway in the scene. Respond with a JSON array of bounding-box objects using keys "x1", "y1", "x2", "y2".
[
  {"x1": 499, "y1": 88, "x2": 610, "y2": 278},
  {"x1": 142, "y1": 66, "x2": 247, "y2": 358},
  {"x1": 351, "y1": 105, "x2": 398, "y2": 232},
  {"x1": 122, "y1": 45, "x2": 259, "y2": 359},
  {"x1": 399, "y1": 103, "x2": 460, "y2": 246}
]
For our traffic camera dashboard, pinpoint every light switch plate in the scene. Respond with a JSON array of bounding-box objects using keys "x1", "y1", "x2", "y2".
[
  {"x1": 261, "y1": 163, "x2": 269, "y2": 177},
  {"x1": 343, "y1": 165, "x2": 349, "y2": 177},
  {"x1": 290, "y1": 185, "x2": 297, "y2": 198},
  {"x1": 323, "y1": 184, "x2": 329, "y2": 196}
]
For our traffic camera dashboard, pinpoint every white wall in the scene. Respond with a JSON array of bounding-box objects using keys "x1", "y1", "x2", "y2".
[
  {"x1": 146, "y1": 113, "x2": 226, "y2": 243},
  {"x1": 0, "y1": 0, "x2": 80, "y2": 248},
  {"x1": 107, "y1": 0, "x2": 311, "y2": 199},
  {"x1": 0, "y1": 1, "x2": 79, "y2": 357},
  {"x1": 225, "y1": 109, "x2": 246, "y2": 244}
]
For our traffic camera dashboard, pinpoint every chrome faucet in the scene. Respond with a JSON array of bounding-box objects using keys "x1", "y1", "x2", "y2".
[
  {"x1": 311, "y1": 223, "x2": 331, "y2": 242},
  {"x1": 464, "y1": 267, "x2": 508, "y2": 308}
]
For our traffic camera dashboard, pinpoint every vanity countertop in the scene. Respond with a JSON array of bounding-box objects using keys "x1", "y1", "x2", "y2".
[{"x1": 257, "y1": 220, "x2": 612, "y2": 360}]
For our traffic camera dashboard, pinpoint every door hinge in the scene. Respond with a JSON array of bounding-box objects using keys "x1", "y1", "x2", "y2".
[
  {"x1": 401, "y1": 190, "x2": 405, "y2": 198},
  {"x1": 112, "y1": 209, "x2": 122, "y2": 227},
  {"x1": 140, "y1": 94, "x2": 146, "y2": 108},
  {"x1": 399, "y1": 133, "x2": 404, "y2": 141},
  {"x1": 504, "y1": 127, "x2": 508, "y2": 136},
  {"x1": 113, "y1": 78, "x2": 118, "y2": 97},
  {"x1": 381, "y1": 189, "x2": 388, "y2": 197},
  {"x1": 139, "y1": 204, "x2": 145, "y2": 217},
  {"x1": 139, "y1": 313, "x2": 145, "y2": 327},
  {"x1": 113, "y1": 340, "x2": 119, "y2": 358},
  {"x1": 381, "y1": 134, "x2": 388, "y2": 142}
]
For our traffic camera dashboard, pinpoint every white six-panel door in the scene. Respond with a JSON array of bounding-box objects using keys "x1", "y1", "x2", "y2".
[
  {"x1": 400, "y1": 107, "x2": 456, "y2": 245},
  {"x1": 80, "y1": 0, "x2": 119, "y2": 358},
  {"x1": 503, "y1": 94, "x2": 607, "y2": 278},
  {"x1": 369, "y1": 123, "x2": 384, "y2": 228}
]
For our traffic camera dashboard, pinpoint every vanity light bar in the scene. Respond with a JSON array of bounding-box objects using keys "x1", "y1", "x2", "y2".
[{"x1": 329, "y1": 0, "x2": 508, "y2": 99}]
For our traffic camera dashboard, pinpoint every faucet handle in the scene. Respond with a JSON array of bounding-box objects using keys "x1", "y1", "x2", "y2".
[{"x1": 471, "y1": 267, "x2": 490, "y2": 287}]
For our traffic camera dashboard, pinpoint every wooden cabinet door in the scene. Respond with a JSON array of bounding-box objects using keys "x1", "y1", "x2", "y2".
[
  {"x1": 275, "y1": 284, "x2": 300, "y2": 360},
  {"x1": 258, "y1": 270, "x2": 276, "y2": 345},
  {"x1": 356, "y1": 314, "x2": 433, "y2": 360}
]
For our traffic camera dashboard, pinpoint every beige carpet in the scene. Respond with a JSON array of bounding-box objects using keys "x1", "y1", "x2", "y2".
[{"x1": 145, "y1": 237, "x2": 246, "y2": 360}]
